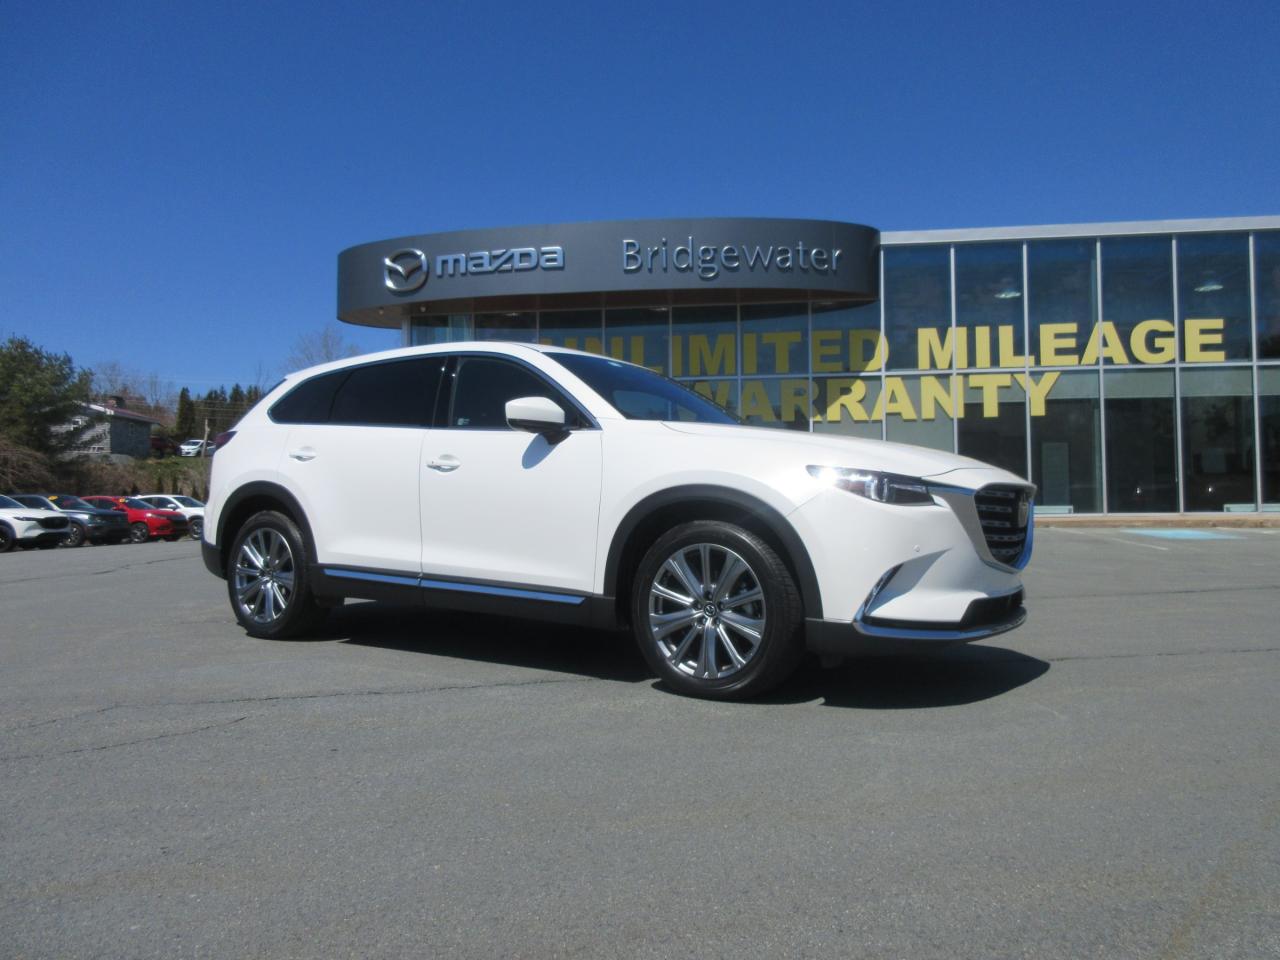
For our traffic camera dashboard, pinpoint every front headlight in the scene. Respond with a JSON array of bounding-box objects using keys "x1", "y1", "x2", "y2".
[{"x1": 806, "y1": 465, "x2": 935, "y2": 505}]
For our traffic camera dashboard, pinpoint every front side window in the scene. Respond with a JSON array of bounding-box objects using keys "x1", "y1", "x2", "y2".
[
  {"x1": 447, "y1": 356, "x2": 575, "y2": 429},
  {"x1": 551, "y1": 352, "x2": 737, "y2": 424}
]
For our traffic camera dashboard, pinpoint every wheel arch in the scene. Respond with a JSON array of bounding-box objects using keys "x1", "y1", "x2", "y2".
[
  {"x1": 603, "y1": 485, "x2": 822, "y2": 626},
  {"x1": 212, "y1": 482, "x2": 316, "y2": 578}
]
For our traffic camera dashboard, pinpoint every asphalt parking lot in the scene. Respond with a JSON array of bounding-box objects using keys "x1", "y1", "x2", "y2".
[{"x1": 2, "y1": 529, "x2": 1278, "y2": 959}]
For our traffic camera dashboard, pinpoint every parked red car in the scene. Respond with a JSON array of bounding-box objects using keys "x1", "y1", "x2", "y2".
[{"x1": 82, "y1": 496, "x2": 190, "y2": 543}]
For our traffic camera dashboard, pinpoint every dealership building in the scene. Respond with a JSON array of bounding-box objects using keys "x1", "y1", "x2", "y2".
[{"x1": 337, "y1": 216, "x2": 1280, "y2": 515}]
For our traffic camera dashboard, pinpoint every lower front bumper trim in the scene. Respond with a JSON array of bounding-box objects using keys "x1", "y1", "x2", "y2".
[{"x1": 805, "y1": 608, "x2": 1026, "y2": 657}]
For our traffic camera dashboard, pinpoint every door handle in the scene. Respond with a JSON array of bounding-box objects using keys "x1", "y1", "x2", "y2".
[
  {"x1": 427, "y1": 456, "x2": 461, "y2": 472},
  {"x1": 288, "y1": 448, "x2": 317, "y2": 462}
]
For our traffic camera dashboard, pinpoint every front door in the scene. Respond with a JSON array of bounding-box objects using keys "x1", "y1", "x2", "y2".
[{"x1": 420, "y1": 355, "x2": 603, "y2": 594}]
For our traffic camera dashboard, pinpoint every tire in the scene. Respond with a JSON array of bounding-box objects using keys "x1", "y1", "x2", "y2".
[
  {"x1": 0, "y1": 523, "x2": 13, "y2": 553},
  {"x1": 226, "y1": 510, "x2": 326, "y2": 639},
  {"x1": 63, "y1": 523, "x2": 86, "y2": 548},
  {"x1": 189, "y1": 518, "x2": 203, "y2": 540},
  {"x1": 129, "y1": 522, "x2": 149, "y2": 544},
  {"x1": 630, "y1": 520, "x2": 804, "y2": 700}
]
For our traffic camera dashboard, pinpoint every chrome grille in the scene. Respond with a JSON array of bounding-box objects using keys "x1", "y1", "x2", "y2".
[{"x1": 973, "y1": 485, "x2": 1030, "y2": 566}]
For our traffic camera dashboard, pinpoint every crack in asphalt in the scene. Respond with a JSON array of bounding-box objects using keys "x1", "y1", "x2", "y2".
[
  {"x1": 0, "y1": 552, "x2": 196, "y2": 588},
  {"x1": 1, "y1": 716, "x2": 248, "y2": 762},
  {"x1": 1, "y1": 674, "x2": 599, "y2": 744}
]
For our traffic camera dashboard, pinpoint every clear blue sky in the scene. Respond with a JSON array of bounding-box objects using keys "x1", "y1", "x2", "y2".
[{"x1": 3, "y1": 0, "x2": 1277, "y2": 393}]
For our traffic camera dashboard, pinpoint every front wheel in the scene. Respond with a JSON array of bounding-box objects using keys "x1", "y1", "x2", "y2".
[
  {"x1": 189, "y1": 518, "x2": 203, "y2": 540},
  {"x1": 227, "y1": 510, "x2": 326, "y2": 639},
  {"x1": 0, "y1": 524, "x2": 12, "y2": 553},
  {"x1": 63, "y1": 523, "x2": 86, "y2": 548},
  {"x1": 129, "y1": 522, "x2": 149, "y2": 544},
  {"x1": 631, "y1": 520, "x2": 804, "y2": 700}
]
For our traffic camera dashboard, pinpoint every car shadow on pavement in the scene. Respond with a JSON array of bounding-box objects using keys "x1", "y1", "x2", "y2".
[
  {"x1": 326, "y1": 602, "x2": 1048, "y2": 707},
  {"x1": 327, "y1": 602, "x2": 652, "y2": 684},
  {"x1": 761, "y1": 644, "x2": 1051, "y2": 709}
]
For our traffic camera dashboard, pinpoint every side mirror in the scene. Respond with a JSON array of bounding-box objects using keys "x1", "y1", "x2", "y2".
[{"x1": 505, "y1": 395, "x2": 568, "y2": 438}]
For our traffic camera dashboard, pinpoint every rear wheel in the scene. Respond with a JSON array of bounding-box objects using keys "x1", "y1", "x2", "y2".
[
  {"x1": 227, "y1": 510, "x2": 326, "y2": 639},
  {"x1": 631, "y1": 520, "x2": 804, "y2": 700},
  {"x1": 129, "y1": 522, "x2": 149, "y2": 544},
  {"x1": 189, "y1": 517, "x2": 203, "y2": 540}
]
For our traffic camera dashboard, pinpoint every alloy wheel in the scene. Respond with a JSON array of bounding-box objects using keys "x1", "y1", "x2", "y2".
[
  {"x1": 647, "y1": 542, "x2": 767, "y2": 680},
  {"x1": 233, "y1": 527, "x2": 296, "y2": 625}
]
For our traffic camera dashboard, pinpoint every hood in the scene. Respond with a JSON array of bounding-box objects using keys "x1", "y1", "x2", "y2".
[{"x1": 659, "y1": 422, "x2": 1018, "y2": 482}]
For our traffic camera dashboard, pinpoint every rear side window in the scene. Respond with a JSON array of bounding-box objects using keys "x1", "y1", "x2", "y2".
[
  {"x1": 447, "y1": 357, "x2": 573, "y2": 429},
  {"x1": 270, "y1": 357, "x2": 445, "y2": 427},
  {"x1": 270, "y1": 370, "x2": 350, "y2": 424},
  {"x1": 330, "y1": 357, "x2": 445, "y2": 426}
]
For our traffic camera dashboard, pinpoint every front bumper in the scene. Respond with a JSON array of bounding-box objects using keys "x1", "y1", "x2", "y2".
[{"x1": 805, "y1": 588, "x2": 1026, "y2": 657}]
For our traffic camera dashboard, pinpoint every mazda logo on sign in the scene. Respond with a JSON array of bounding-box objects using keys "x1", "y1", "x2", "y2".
[{"x1": 384, "y1": 248, "x2": 428, "y2": 293}]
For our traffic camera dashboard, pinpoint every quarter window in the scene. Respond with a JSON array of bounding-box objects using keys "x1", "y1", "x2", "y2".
[{"x1": 270, "y1": 370, "x2": 350, "y2": 424}]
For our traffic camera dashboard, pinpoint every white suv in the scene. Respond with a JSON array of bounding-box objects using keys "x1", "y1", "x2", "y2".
[{"x1": 203, "y1": 343, "x2": 1034, "y2": 699}]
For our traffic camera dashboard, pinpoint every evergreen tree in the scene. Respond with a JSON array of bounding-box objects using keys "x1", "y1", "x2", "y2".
[
  {"x1": 0, "y1": 335, "x2": 95, "y2": 456},
  {"x1": 175, "y1": 387, "x2": 196, "y2": 438}
]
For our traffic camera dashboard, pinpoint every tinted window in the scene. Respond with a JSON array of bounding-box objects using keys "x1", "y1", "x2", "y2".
[
  {"x1": 270, "y1": 369, "x2": 350, "y2": 424},
  {"x1": 0, "y1": 495, "x2": 21, "y2": 509},
  {"x1": 448, "y1": 357, "x2": 571, "y2": 429},
  {"x1": 330, "y1": 357, "x2": 444, "y2": 427},
  {"x1": 551, "y1": 352, "x2": 737, "y2": 424}
]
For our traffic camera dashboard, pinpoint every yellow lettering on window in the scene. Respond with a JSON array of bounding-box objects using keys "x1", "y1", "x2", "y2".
[
  {"x1": 1184, "y1": 318, "x2": 1226, "y2": 362},
  {"x1": 1129, "y1": 319, "x2": 1176, "y2": 363}
]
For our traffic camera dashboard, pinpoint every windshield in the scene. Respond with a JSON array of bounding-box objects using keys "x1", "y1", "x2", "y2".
[
  {"x1": 17, "y1": 496, "x2": 55, "y2": 509},
  {"x1": 549, "y1": 352, "x2": 738, "y2": 425},
  {"x1": 54, "y1": 496, "x2": 94, "y2": 510},
  {"x1": 123, "y1": 498, "x2": 152, "y2": 510},
  {"x1": 172, "y1": 496, "x2": 203, "y2": 507},
  {"x1": 0, "y1": 495, "x2": 21, "y2": 509}
]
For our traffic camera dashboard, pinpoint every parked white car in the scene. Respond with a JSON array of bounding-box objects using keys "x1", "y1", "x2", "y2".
[
  {"x1": 178, "y1": 439, "x2": 209, "y2": 457},
  {"x1": 0, "y1": 494, "x2": 71, "y2": 552},
  {"x1": 138, "y1": 495, "x2": 205, "y2": 539},
  {"x1": 202, "y1": 343, "x2": 1034, "y2": 699}
]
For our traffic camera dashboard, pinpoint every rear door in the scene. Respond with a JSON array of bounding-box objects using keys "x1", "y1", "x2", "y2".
[
  {"x1": 419, "y1": 354, "x2": 603, "y2": 593},
  {"x1": 276, "y1": 355, "x2": 445, "y2": 574}
]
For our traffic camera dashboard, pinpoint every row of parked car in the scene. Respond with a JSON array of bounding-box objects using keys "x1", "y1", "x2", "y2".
[{"x1": 0, "y1": 493, "x2": 205, "y2": 552}]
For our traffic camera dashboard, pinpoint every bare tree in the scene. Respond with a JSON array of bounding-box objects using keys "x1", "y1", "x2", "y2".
[
  {"x1": 0, "y1": 436, "x2": 51, "y2": 491},
  {"x1": 283, "y1": 324, "x2": 361, "y2": 373}
]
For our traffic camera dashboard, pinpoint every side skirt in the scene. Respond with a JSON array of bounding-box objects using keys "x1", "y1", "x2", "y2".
[{"x1": 310, "y1": 564, "x2": 620, "y2": 630}]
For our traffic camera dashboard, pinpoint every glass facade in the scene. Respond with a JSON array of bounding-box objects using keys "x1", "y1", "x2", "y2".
[{"x1": 406, "y1": 224, "x2": 1280, "y2": 514}]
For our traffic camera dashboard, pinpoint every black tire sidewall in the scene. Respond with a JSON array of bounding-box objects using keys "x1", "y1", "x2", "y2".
[
  {"x1": 64, "y1": 523, "x2": 86, "y2": 548},
  {"x1": 190, "y1": 519, "x2": 203, "y2": 540},
  {"x1": 0, "y1": 523, "x2": 15, "y2": 553},
  {"x1": 225, "y1": 510, "x2": 322, "y2": 640},
  {"x1": 631, "y1": 520, "x2": 803, "y2": 700},
  {"x1": 129, "y1": 522, "x2": 149, "y2": 543}
]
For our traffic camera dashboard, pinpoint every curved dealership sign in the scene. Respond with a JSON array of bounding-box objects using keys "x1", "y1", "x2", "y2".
[{"x1": 338, "y1": 218, "x2": 879, "y2": 325}]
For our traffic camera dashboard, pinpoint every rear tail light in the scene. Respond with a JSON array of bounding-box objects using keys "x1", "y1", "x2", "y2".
[{"x1": 213, "y1": 430, "x2": 236, "y2": 450}]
